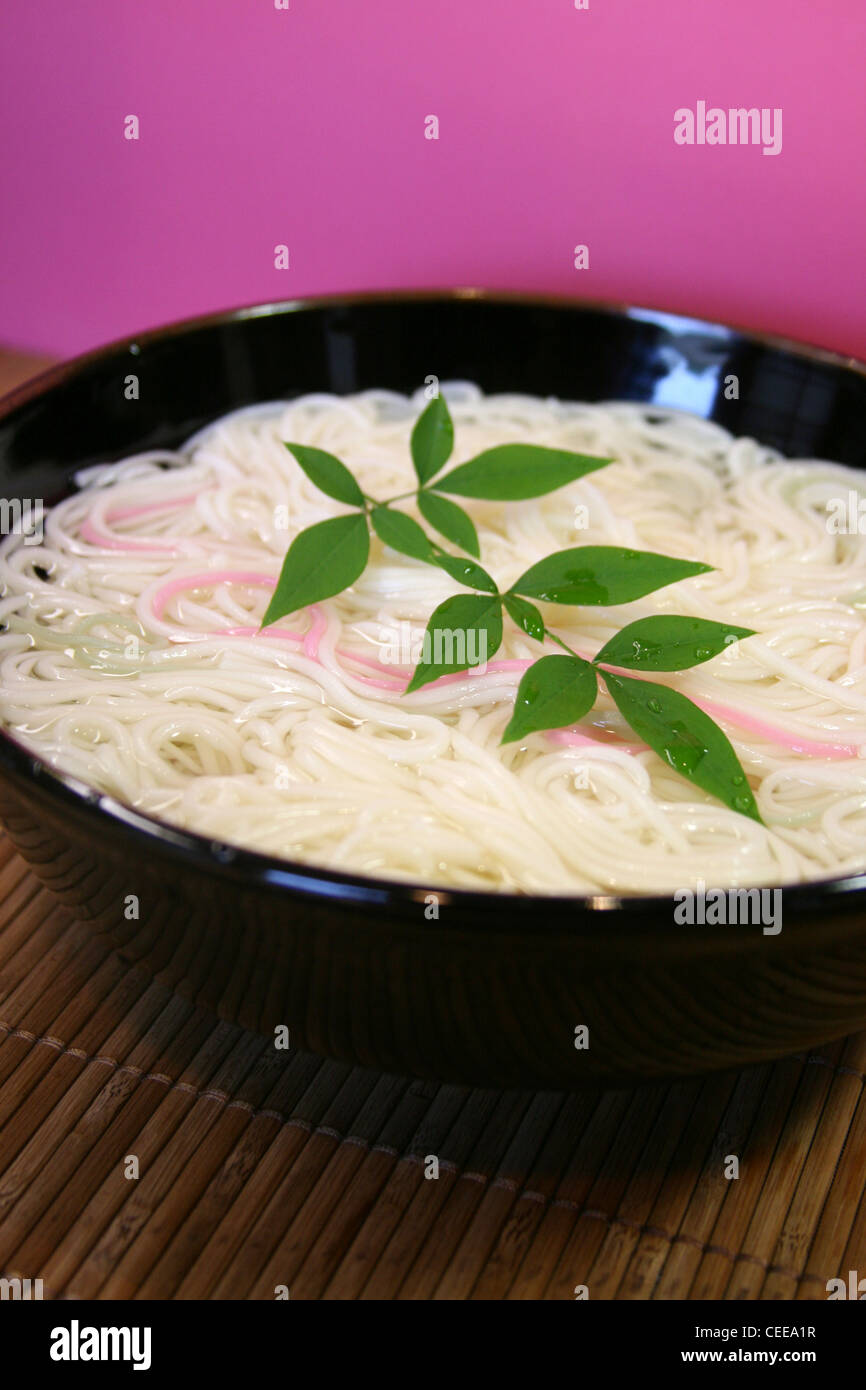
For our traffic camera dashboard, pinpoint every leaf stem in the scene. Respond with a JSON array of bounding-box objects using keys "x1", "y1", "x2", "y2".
[
  {"x1": 380, "y1": 490, "x2": 418, "y2": 504},
  {"x1": 544, "y1": 627, "x2": 582, "y2": 660}
]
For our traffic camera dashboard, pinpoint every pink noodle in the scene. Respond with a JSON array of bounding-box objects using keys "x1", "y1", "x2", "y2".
[
  {"x1": 79, "y1": 519, "x2": 178, "y2": 552},
  {"x1": 548, "y1": 727, "x2": 645, "y2": 753},
  {"x1": 152, "y1": 571, "x2": 305, "y2": 641},
  {"x1": 693, "y1": 697, "x2": 858, "y2": 761},
  {"x1": 80, "y1": 492, "x2": 201, "y2": 552},
  {"x1": 151, "y1": 571, "x2": 279, "y2": 620},
  {"x1": 204, "y1": 624, "x2": 304, "y2": 640},
  {"x1": 591, "y1": 657, "x2": 861, "y2": 760},
  {"x1": 107, "y1": 493, "x2": 200, "y2": 522},
  {"x1": 333, "y1": 653, "x2": 405, "y2": 691},
  {"x1": 546, "y1": 730, "x2": 603, "y2": 749},
  {"x1": 303, "y1": 605, "x2": 328, "y2": 659}
]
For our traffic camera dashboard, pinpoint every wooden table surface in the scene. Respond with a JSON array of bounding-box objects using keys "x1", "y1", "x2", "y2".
[
  {"x1": 0, "y1": 347, "x2": 54, "y2": 398},
  {"x1": 1, "y1": 345, "x2": 865, "y2": 1300}
]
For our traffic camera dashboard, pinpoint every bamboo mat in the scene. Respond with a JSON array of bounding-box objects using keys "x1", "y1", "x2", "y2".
[{"x1": 0, "y1": 833, "x2": 865, "y2": 1300}]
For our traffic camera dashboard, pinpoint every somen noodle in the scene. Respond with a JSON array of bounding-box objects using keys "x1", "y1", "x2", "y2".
[{"x1": 1, "y1": 384, "x2": 865, "y2": 893}]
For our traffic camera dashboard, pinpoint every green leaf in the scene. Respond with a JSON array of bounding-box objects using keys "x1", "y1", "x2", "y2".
[
  {"x1": 406, "y1": 593, "x2": 503, "y2": 692},
  {"x1": 410, "y1": 395, "x2": 454, "y2": 484},
  {"x1": 262, "y1": 513, "x2": 369, "y2": 627},
  {"x1": 417, "y1": 490, "x2": 480, "y2": 557},
  {"x1": 432, "y1": 444, "x2": 610, "y2": 500},
  {"x1": 503, "y1": 593, "x2": 546, "y2": 643},
  {"x1": 502, "y1": 655, "x2": 597, "y2": 744},
  {"x1": 433, "y1": 552, "x2": 498, "y2": 593},
  {"x1": 595, "y1": 616, "x2": 755, "y2": 671},
  {"x1": 513, "y1": 546, "x2": 711, "y2": 606},
  {"x1": 284, "y1": 443, "x2": 365, "y2": 507},
  {"x1": 604, "y1": 673, "x2": 762, "y2": 823},
  {"x1": 371, "y1": 506, "x2": 436, "y2": 562}
]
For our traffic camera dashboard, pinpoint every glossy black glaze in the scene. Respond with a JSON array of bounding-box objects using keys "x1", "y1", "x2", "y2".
[{"x1": 1, "y1": 292, "x2": 865, "y2": 1088}]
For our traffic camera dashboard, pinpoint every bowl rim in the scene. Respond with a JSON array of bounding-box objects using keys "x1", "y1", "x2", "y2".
[
  {"x1": 2, "y1": 287, "x2": 865, "y2": 420},
  {"x1": 2, "y1": 286, "x2": 866, "y2": 930}
]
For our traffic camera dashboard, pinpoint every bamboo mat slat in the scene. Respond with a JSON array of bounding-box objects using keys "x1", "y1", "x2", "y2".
[{"x1": 0, "y1": 838, "x2": 864, "y2": 1299}]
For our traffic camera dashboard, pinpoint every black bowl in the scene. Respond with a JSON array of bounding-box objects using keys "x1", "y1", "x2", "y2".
[{"x1": 2, "y1": 291, "x2": 866, "y2": 1089}]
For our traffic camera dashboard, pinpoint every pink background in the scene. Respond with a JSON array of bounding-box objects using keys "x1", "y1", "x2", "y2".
[{"x1": 2, "y1": 0, "x2": 865, "y2": 361}]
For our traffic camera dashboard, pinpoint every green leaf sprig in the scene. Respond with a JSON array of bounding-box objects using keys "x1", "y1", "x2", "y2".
[{"x1": 262, "y1": 394, "x2": 761, "y2": 822}]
